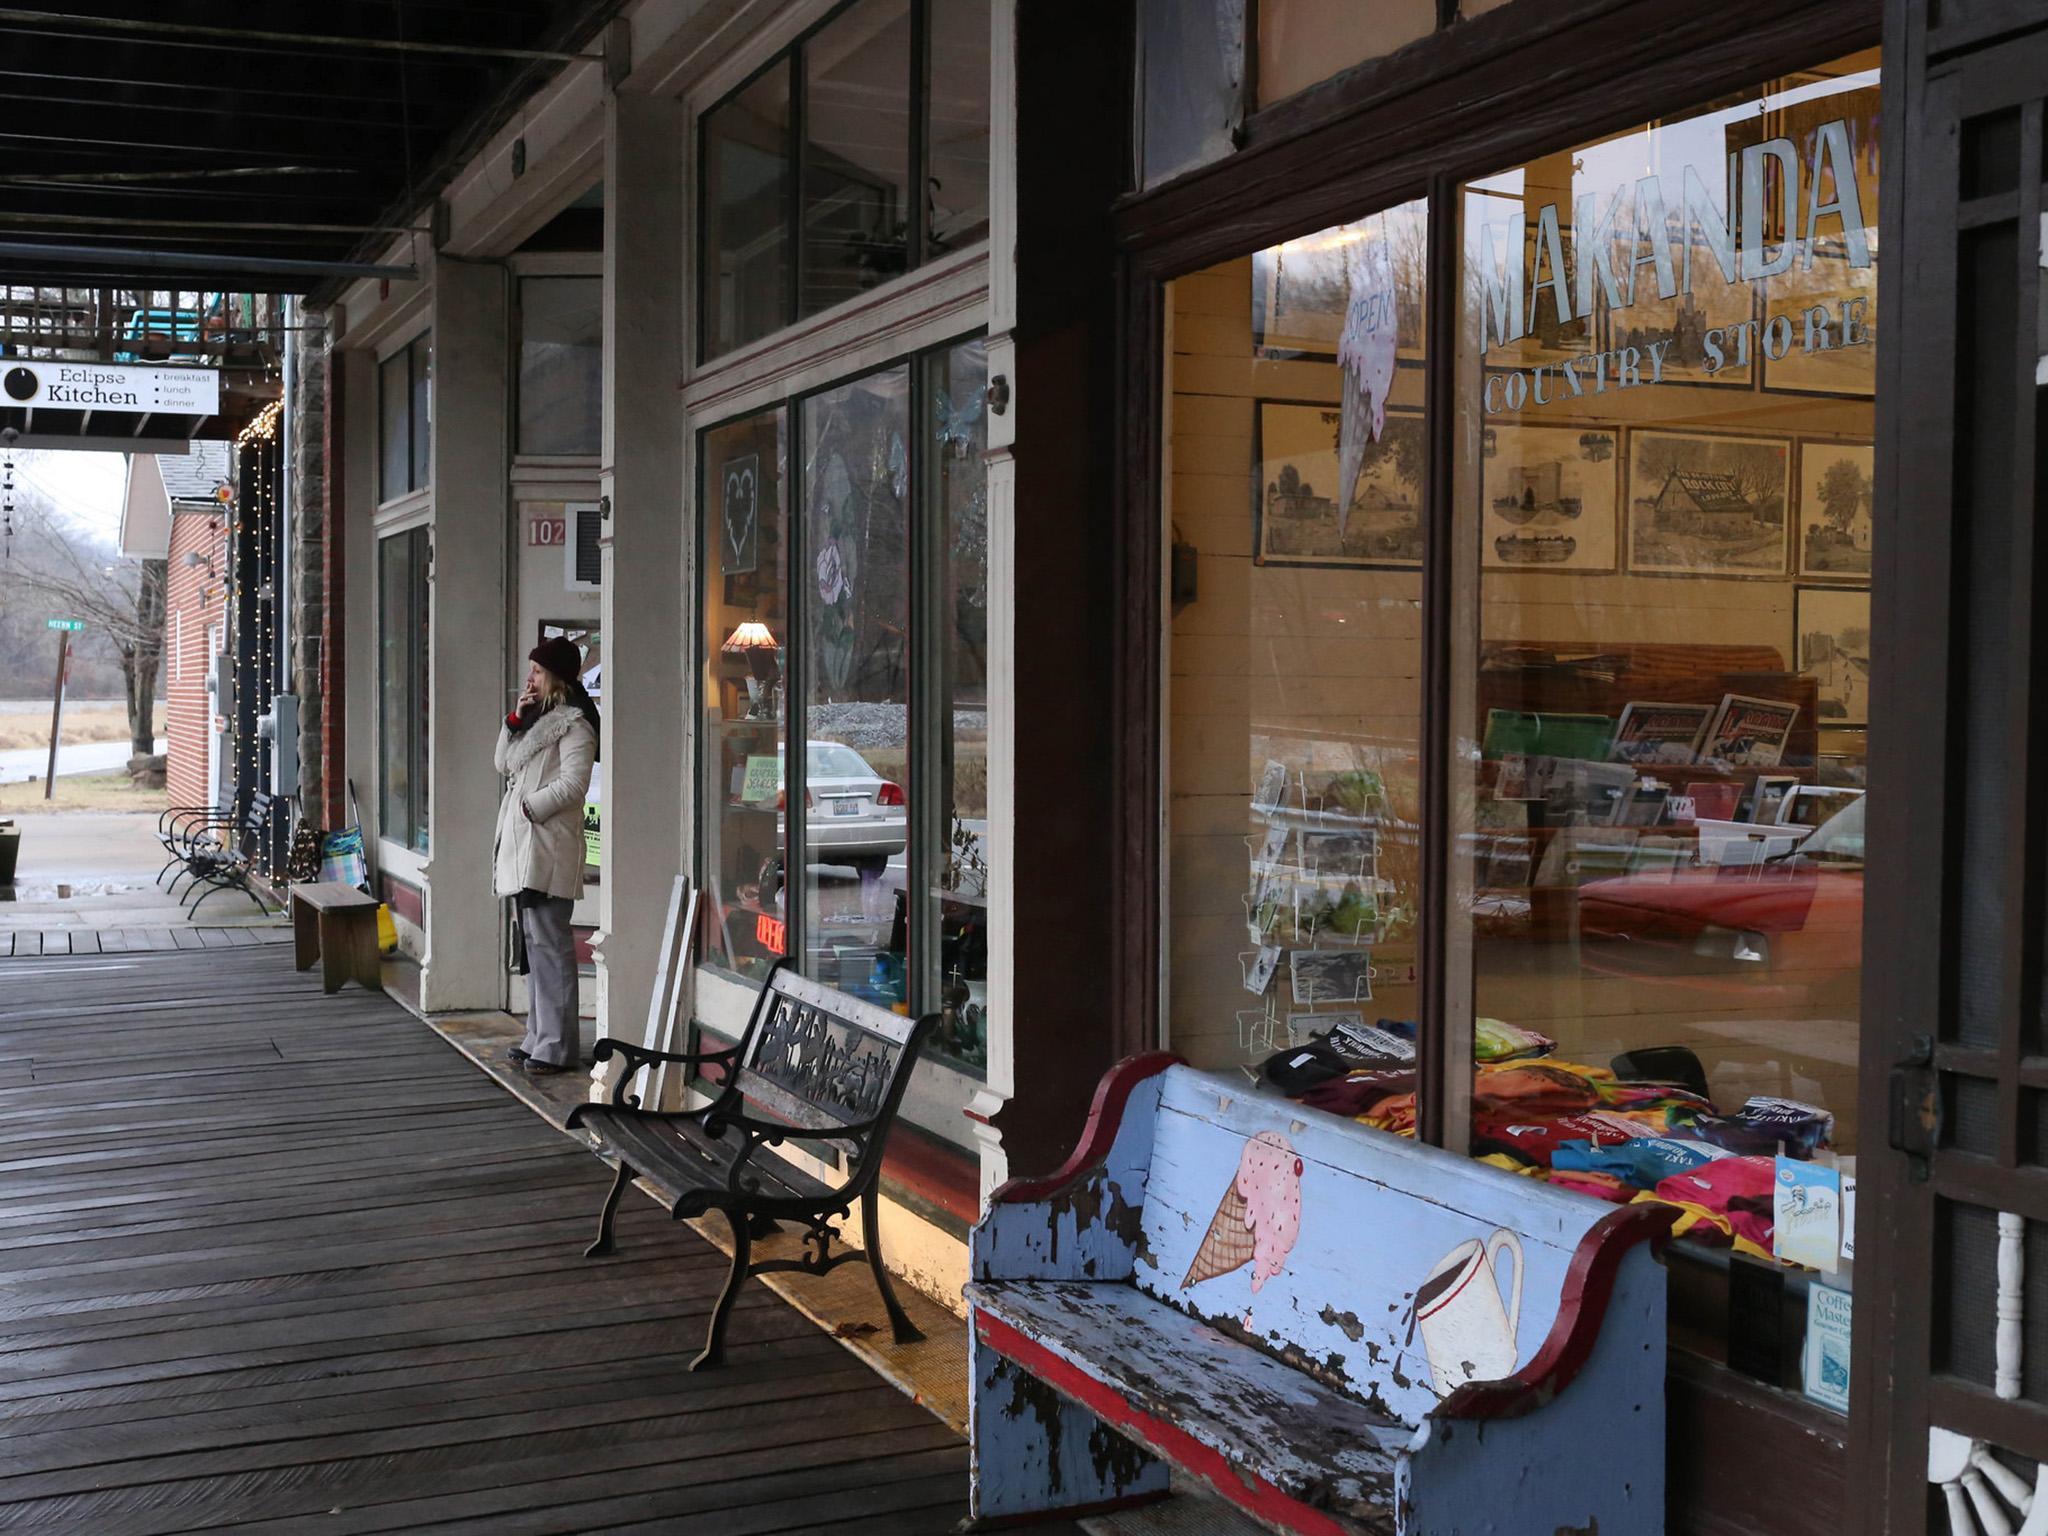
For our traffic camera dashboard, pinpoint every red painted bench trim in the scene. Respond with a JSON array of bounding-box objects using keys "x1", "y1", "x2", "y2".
[
  {"x1": 988, "y1": 1052, "x2": 1183, "y2": 1206},
  {"x1": 974, "y1": 1309, "x2": 1363, "y2": 1536},
  {"x1": 1434, "y1": 1201, "x2": 1680, "y2": 1421}
]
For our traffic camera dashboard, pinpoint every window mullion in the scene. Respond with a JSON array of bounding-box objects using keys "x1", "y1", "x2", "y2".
[
  {"x1": 910, "y1": 0, "x2": 929, "y2": 271},
  {"x1": 785, "y1": 395, "x2": 808, "y2": 973},
  {"x1": 1417, "y1": 176, "x2": 1465, "y2": 1152}
]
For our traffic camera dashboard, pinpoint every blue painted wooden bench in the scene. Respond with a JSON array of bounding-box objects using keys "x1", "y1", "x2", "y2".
[{"x1": 965, "y1": 1054, "x2": 1679, "y2": 1535}]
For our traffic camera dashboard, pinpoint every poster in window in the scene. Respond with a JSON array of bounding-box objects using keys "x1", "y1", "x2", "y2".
[
  {"x1": 1796, "y1": 585, "x2": 1871, "y2": 727},
  {"x1": 1255, "y1": 401, "x2": 1424, "y2": 569},
  {"x1": 1795, "y1": 440, "x2": 1873, "y2": 579},
  {"x1": 1625, "y1": 429, "x2": 1791, "y2": 577},
  {"x1": 1480, "y1": 423, "x2": 1619, "y2": 572},
  {"x1": 721, "y1": 453, "x2": 760, "y2": 575}
]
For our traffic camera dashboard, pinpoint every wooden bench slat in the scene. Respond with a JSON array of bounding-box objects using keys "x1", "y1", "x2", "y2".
[
  {"x1": 576, "y1": 1106, "x2": 836, "y2": 1211},
  {"x1": 291, "y1": 882, "x2": 379, "y2": 911},
  {"x1": 969, "y1": 1279, "x2": 1406, "y2": 1524}
]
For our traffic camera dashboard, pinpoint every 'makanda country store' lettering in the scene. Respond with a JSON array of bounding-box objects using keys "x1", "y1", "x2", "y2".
[{"x1": 1476, "y1": 117, "x2": 1873, "y2": 413}]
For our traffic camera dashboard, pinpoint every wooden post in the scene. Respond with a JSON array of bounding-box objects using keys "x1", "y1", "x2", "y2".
[{"x1": 43, "y1": 628, "x2": 68, "y2": 801}]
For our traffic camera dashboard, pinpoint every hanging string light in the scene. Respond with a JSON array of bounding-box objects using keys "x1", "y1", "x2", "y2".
[{"x1": 2, "y1": 448, "x2": 14, "y2": 559}]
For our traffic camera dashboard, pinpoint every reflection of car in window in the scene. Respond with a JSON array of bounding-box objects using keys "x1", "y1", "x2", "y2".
[
  {"x1": 1576, "y1": 796, "x2": 1865, "y2": 1007},
  {"x1": 769, "y1": 740, "x2": 909, "y2": 875}
]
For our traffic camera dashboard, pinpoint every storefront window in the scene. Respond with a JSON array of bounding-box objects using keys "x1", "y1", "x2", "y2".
[
  {"x1": 1450, "y1": 54, "x2": 1877, "y2": 1396},
  {"x1": 698, "y1": 0, "x2": 991, "y2": 363},
  {"x1": 516, "y1": 277, "x2": 602, "y2": 456},
  {"x1": 697, "y1": 338, "x2": 988, "y2": 1084},
  {"x1": 802, "y1": 0, "x2": 913, "y2": 317},
  {"x1": 378, "y1": 331, "x2": 431, "y2": 502},
  {"x1": 1257, "y1": 0, "x2": 1436, "y2": 106},
  {"x1": 1163, "y1": 198, "x2": 1430, "y2": 1082},
  {"x1": 700, "y1": 408, "x2": 789, "y2": 981},
  {"x1": 377, "y1": 526, "x2": 431, "y2": 852},
  {"x1": 925, "y1": 0, "x2": 991, "y2": 253},
  {"x1": 799, "y1": 365, "x2": 913, "y2": 1003},
  {"x1": 702, "y1": 61, "x2": 794, "y2": 360},
  {"x1": 922, "y1": 339, "x2": 990, "y2": 1071}
]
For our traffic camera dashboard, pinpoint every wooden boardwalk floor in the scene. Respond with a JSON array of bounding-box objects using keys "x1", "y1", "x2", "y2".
[
  {"x1": 0, "y1": 945, "x2": 1072, "y2": 1535},
  {"x1": 0, "y1": 926, "x2": 294, "y2": 958}
]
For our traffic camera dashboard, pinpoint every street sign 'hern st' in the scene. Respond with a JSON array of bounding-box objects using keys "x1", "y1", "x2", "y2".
[{"x1": 45, "y1": 618, "x2": 83, "y2": 632}]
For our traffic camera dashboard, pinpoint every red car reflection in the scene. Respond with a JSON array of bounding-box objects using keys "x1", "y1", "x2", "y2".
[{"x1": 1576, "y1": 798, "x2": 1865, "y2": 1009}]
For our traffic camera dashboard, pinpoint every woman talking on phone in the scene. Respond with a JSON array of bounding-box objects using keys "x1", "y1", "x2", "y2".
[{"x1": 493, "y1": 636, "x2": 599, "y2": 1074}]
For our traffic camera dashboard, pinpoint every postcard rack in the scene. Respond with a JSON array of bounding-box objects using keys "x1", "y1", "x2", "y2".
[{"x1": 1236, "y1": 762, "x2": 1393, "y2": 1078}]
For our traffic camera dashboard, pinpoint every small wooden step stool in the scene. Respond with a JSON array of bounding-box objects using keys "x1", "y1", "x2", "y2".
[{"x1": 291, "y1": 882, "x2": 383, "y2": 994}]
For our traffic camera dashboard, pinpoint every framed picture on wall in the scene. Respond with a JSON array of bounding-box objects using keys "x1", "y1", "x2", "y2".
[
  {"x1": 1250, "y1": 210, "x2": 1427, "y2": 362},
  {"x1": 1796, "y1": 585, "x2": 1872, "y2": 727},
  {"x1": 1254, "y1": 400, "x2": 1425, "y2": 569},
  {"x1": 1625, "y1": 429, "x2": 1792, "y2": 577},
  {"x1": 1794, "y1": 440, "x2": 1874, "y2": 579},
  {"x1": 1480, "y1": 422, "x2": 1620, "y2": 572}
]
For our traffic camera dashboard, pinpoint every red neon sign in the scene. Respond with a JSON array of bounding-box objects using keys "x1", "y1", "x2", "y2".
[{"x1": 755, "y1": 913, "x2": 786, "y2": 954}]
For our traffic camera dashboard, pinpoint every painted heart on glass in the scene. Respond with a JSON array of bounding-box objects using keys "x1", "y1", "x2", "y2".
[{"x1": 723, "y1": 464, "x2": 757, "y2": 562}]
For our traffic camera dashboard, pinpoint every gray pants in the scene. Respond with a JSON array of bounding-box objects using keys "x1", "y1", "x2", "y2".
[{"x1": 518, "y1": 894, "x2": 580, "y2": 1067}]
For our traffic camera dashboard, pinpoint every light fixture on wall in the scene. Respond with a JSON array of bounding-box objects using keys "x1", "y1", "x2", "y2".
[
  {"x1": 183, "y1": 549, "x2": 218, "y2": 580},
  {"x1": 721, "y1": 622, "x2": 781, "y2": 719}
]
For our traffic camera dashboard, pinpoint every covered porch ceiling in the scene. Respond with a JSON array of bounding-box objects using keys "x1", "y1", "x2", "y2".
[{"x1": 0, "y1": 2, "x2": 620, "y2": 295}]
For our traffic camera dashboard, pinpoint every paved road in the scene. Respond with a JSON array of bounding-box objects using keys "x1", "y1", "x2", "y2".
[{"x1": 0, "y1": 737, "x2": 164, "y2": 785}]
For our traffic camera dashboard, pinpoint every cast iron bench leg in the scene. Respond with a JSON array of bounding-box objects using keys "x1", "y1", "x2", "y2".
[
  {"x1": 692, "y1": 1208, "x2": 752, "y2": 1372},
  {"x1": 586, "y1": 1160, "x2": 632, "y2": 1258},
  {"x1": 863, "y1": 1185, "x2": 923, "y2": 1344}
]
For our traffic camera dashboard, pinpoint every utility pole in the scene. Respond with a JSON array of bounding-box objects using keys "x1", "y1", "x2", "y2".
[{"x1": 43, "y1": 619, "x2": 81, "y2": 800}]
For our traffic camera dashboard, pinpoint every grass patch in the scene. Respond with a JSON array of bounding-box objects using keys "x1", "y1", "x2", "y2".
[
  {"x1": 0, "y1": 707, "x2": 138, "y2": 753},
  {"x1": 0, "y1": 770, "x2": 167, "y2": 815}
]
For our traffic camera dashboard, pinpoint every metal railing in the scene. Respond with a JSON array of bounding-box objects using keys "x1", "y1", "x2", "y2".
[{"x1": 0, "y1": 287, "x2": 285, "y2": 368}]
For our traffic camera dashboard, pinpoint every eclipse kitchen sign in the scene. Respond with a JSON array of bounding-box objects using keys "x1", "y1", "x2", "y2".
[
  {"x1": 1, "y1": 361, "x2": 220, "y2": 416},
  {"x1": 1473, "y1": 114, "x2": 1874, "y2": 414}
]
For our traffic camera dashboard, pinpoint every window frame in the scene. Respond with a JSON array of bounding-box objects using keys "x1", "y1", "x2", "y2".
[
  {"x1": 695, "y1": 0, "x2": 985, "y2": 365},
  {"x1": 693, "y1": 329, "x2": 988, "y2": 1074}
]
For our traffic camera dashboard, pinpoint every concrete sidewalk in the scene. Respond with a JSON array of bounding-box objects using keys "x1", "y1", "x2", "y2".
[{"x1": 0, "y1": 812, "x2": 281, "y2": 930}]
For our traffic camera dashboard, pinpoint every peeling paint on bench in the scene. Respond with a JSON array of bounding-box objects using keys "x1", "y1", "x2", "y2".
[{"x1": 966, "y1": 1057, "x2": 1675, "y2": 1535}]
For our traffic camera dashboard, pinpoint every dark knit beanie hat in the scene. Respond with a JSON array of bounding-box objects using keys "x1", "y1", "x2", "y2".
[{"x1": 529, "y1": 636, "x2": 584, "y2": 687}]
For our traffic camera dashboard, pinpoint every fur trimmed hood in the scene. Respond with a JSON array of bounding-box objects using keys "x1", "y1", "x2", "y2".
[{"x1": 502, "y1": 703, "x2": 588, "y2": 775}]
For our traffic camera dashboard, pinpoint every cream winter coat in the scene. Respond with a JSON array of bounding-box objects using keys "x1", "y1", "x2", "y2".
[{"x1": 492, "y1": 703, "x2": 597, "y2": 901}]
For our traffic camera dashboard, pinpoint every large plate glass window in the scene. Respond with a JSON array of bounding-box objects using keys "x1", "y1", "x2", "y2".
[
  {"x1": 802, "y1": 0, "x2": 913, "y2": 317},
  {"x1": 516, "y1": 278, "x2": 602, "y2": 456},
  {"x1": 1161, "y1": 199, "x2": 1430, "y2": 1085},
  {"x1": 799, "y1": 365, "x2": 913, "y2": 1003},
  {"x1": 700, "y1": 407, "x2": 789, "y2": 981},
  {"x1": 921, "y1": 338, "x2": 990, "y2": 1071},
  {"x1": 377, "y1": 525, "x2": 431, "y2": 852},
  {"x1": 1449, "y1": 53, "x2": 1879, "y2": 1405},
  {"x1": 378, "y1": 331, "x2": 431, "y2": 503},
  {"x1": 697, "y1": 0, "x2": 991, "y2": 362}
]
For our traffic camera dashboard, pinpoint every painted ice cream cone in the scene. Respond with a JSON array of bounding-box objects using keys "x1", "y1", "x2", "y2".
[
  {"x1": 1182, "y1": 1182, "x2": 1256, "y2": 1288},
  {"x1": 1180, "y1": 1132, "x2": 1305, "y2": 1292}
]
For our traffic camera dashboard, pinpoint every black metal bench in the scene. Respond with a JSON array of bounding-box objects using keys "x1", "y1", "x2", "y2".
[
  {"x1": 170, "y1": 791, "x2": 280, "y2": 915},
  {"x1": 566, "y1": 960, "x2": 940, "y2": 1370}
]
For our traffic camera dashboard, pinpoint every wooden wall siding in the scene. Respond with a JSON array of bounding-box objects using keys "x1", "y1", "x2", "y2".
[{"x1": 0, "y1": 943, "x2": 1058, "y2": 1534}]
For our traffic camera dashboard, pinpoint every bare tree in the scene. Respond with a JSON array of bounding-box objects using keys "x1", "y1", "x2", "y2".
[{"x1": 8, "y1": 499, "x2": 166, "y2": 757}]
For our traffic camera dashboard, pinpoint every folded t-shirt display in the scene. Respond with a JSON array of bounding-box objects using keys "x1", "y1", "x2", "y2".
[{"x1": 1268, "y1": 1022, "x2": 1839, "y2": 1271}]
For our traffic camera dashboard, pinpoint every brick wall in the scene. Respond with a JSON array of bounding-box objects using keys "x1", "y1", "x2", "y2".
[{"x1": 164, "y1": 510, "x2": 230, "y2": 809}]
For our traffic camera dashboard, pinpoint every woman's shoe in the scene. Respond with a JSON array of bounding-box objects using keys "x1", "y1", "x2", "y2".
[
  {"x1": 523, "y1": 1057, "x2": 575, "y2": 1075},
  {"x1": 506, "y1": 1046, "x2": 530, "y2": 1066}
]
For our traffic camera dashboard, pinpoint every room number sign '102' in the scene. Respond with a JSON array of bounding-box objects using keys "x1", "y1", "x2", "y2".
[{"x1": 528, "y1": 515, "x2": 568, "y2": 547}]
